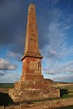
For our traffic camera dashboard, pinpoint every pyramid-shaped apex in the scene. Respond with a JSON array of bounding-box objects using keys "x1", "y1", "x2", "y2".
[
  {"x1": 29, "y1": 3, "x2": 35, "y2": 8},
  {"x1": 28, "y1": 3, "x2": 35, "y2": 12}
]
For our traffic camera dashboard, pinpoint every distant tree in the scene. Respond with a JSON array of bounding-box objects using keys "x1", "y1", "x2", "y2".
[{"x1": 0, "y1": 83, "x2": 2, "y2": 86}]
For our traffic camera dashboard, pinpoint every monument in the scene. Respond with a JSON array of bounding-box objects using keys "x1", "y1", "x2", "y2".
[{"x1": 9, "y1": 4, "x2": 60, "y2": 103}]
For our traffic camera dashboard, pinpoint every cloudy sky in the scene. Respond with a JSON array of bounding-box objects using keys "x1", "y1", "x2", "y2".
[{"x1": 0, "y1": 0, "x2": 73, "y2": 83}]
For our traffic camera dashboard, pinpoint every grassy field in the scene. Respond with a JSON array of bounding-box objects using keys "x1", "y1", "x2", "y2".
[
  {"x1": 53, "y1": 83, "x2": 73, "y2": 109},
  {"x1": 57, "y1": 105, "x2": 73, "y2": 109},
  {"x1": 53, "y1": 82, "x2": 73, "y2": 98},
  {"x1": 0, "y1": 83, "x2": 14, "y2": 88}
]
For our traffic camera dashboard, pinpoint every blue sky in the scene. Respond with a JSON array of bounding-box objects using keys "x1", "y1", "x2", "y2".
[{"x1": 0, "y1": 0, "x2": 73, "y2": 83}]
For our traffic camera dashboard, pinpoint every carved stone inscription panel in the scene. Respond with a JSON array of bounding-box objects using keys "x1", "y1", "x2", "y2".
[{"x1": 29, "y1": 61, "x2": 38, "y2": 70}]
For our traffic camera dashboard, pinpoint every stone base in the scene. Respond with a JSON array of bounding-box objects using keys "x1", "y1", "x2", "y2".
[{"x1": 9, "y1": 79, "x2": 60, "y2": 103}]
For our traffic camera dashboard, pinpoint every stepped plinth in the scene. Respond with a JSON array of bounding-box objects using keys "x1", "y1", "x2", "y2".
[{"x1": 9, "y1": 3, "x2": 60, "y2": 103}]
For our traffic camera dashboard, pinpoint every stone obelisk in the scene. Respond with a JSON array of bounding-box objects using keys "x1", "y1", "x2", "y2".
[
  {"x1": 20, "y1": 4, "x2": 43, "y2": 81},
  {"x1": 9, "y1": 4, "x2": 60, "y2": 103}
]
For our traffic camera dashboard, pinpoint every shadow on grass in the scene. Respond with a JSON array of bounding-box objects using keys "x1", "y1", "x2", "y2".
[
  {"x1": 60, "y1": 89, "x2": 69, "y2": 97},
  {"x1": 0, "y1": 92, "x2": 14, "y2": 106},
  {"x1": 54, "y1": 105, "x2": 73, "y2": 109}
]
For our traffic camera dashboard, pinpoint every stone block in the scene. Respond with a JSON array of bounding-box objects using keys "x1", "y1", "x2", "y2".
[
  {"x1": 9, "y1": 79, "x2": 60, "y2": 103},
  {"x1": 0, "y1": 106, "x2": 4, "y2": 109}
]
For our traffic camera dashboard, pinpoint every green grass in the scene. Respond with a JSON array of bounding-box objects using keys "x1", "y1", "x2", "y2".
[
  {"x1": 60, "y1": 86, "x2": 73, "y2": 98},
  {"x1": 56, "y1": 105, "x2": 73, "y2": 109},
  {"x1": 60, "y1": 88, "x2": 73, "y2": 98},
  {"x1": 0, "y1": 83, "x2": 14, "y2": 88},
  {"x1": 54, "y1": 85, "x2": 73, "y2": 109},
  {"x1": 53, "y1": 84, "x2": 73, "y2": 98}
]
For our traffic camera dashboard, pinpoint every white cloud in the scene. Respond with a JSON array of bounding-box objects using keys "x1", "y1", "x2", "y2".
[
  {"x1": 0, "y1": 58, "x2": 20, "y2": 83},
  {"x1": 41, "y1": 7, "x2": 73, "y2": 81},
  {"x1": 43, "y1": 61, "x2": 73, "y2": 75},
  {"x1": 0, "y1": 58, "x2": 17, "y2": 70},
  {"x1": 0, "y1": 71, "x2": 4, "y2": 76},
  {"x1": 7, "y1": 51, "x2": 21, "y2": 60},
  {"x1": 53, "y1": 75, "x2": 73, "y2": 82},
  {"x1": 0, "y1": 72, "x2": 20, "y2": 83},
  {"x1": 59, "y1": 47, "x2": 73, "y2": 59}
]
